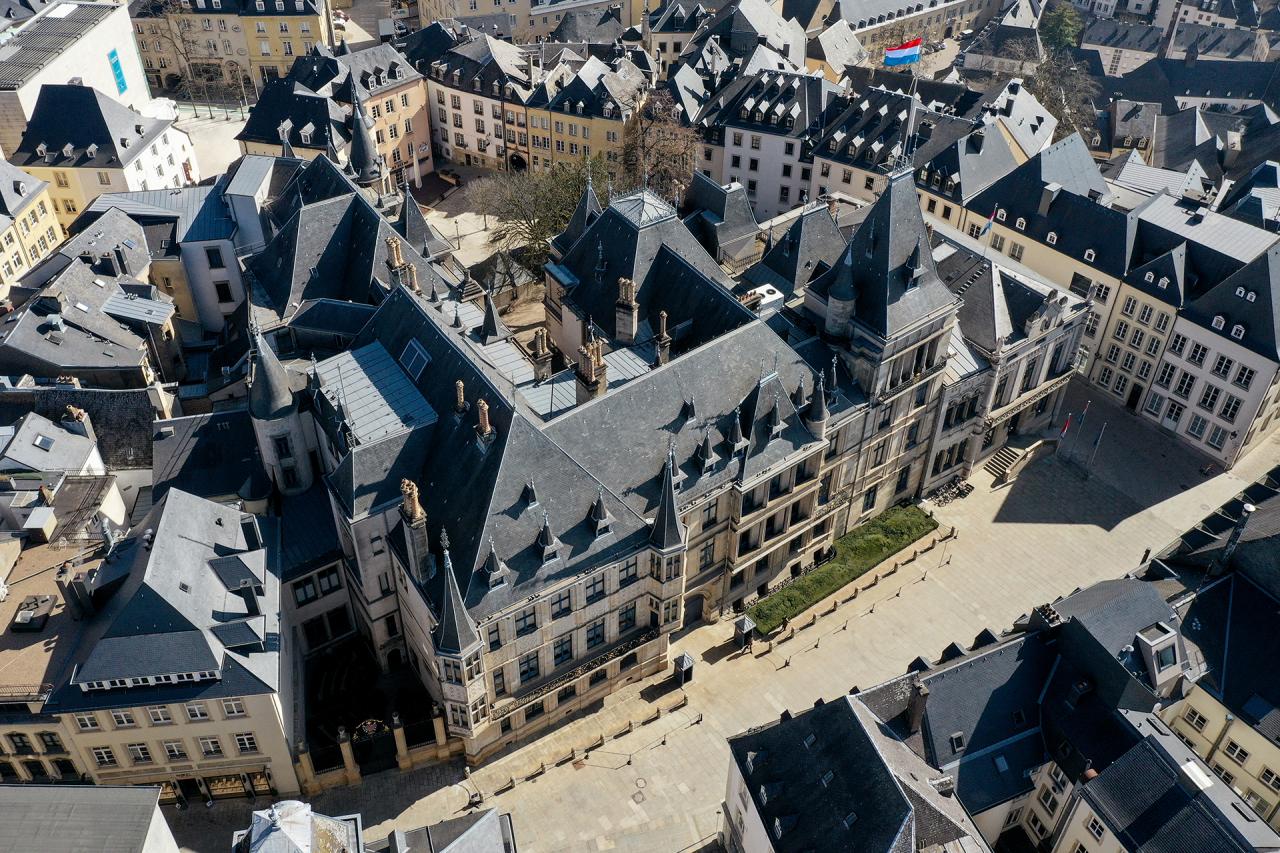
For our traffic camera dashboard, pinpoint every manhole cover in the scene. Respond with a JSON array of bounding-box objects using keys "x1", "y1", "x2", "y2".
[
  {"x1": 636, "y1": 778, "x2": 647, "y2": 789},
  {"x1": 632, "y1": 791, "x2": 646, "y2": 804}
]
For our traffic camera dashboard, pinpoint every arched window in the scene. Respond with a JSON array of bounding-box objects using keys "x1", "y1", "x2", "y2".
[
  {"x1": 1015, "y1": 217, "x2": 1026, "y2": 230},
  {"x1": 1084, "y1": 249, "x2": 1096, "y2": 262},
  {"x1": 1231, "y1": 324, "x2": 1245, "y2": 339},
  {"x1": 1212, "y1": 315, "x2": 1225, "y2": 330},
  {"x1": 1046, "y1": 232, "x2": 1057, "y2": 245}
]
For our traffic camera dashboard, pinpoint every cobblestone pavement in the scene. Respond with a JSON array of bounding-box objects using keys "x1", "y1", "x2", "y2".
[{"x1": 168, "y1": 378, "x2": 1280, "y2": 852}]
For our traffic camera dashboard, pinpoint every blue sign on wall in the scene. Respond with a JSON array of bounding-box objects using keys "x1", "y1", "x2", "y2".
[{"x1": 108, "y1": 49, "x2": 127, "y2": 95}]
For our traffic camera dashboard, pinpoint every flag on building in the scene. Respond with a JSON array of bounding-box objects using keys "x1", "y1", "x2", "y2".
[
  {"x1": 1060, "y1": 413, "x2": 1072, "y2": 439},
  {"x1": 884, "y1": 38, "x2": 923, "y2": 66},
  {"x1": 980, "y1": 207, "x2": 997, "y2": 235}
]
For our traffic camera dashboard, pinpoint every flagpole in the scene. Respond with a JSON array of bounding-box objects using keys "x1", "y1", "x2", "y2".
[
  {"x1": 1065, "y1": 399, "x2": 1090, "y2": 459},
  {"x1": 1084, "y1": 421, "x2": 1107, "y2": 479},
  {"x1": 1055, "y1": 412, "x2": 1072, "y2": 454}
]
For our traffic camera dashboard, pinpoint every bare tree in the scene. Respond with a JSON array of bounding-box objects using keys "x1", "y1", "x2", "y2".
[
  {"x1": 473, "y1": 156, "x2": 611, "y2": 271},
  {"x1": 620, "y1": 89, "x2": 699, "y2": 201},
  {"x1": 1024, "y1": 48, "x2": 1101, "y2": 141},
  {"x1": 136, "y1": 0, "x2": 250, "y2": 107}
]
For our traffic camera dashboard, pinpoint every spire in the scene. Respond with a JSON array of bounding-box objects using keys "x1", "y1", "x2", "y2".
[
  {"x1": 727, "y1": 405, "x2": 746, "y2": 451},
  {"x1": 696, "y1": 426, "x2": 717, "y2": 472},
  {"x1": 248, "y1": 331, "x2": 297, "y2": 420},
  {"x1": 452, "y1": 304, "x2": 463, "y2": 328},
  {"x1": 432, "y1": 530, "x2": 479, "y2": 654},
  {"x1": 809, "y1": 372, "x2": 830, "y2": 421},
  {"x1": 478, "y1": 290, "x2": 512, "y2": 345},
  {"x1": 523, "y1": 479, "x2": 539, "y2": 507},
  {"x1": 590, "y1": 486, "x2": 612, "y2": 535},
  {"x1": 650, "y1": 450, "x2": 686, "y2": 550},
  {"x1": 345, "y1": 84, "x2": 384, "y2": 188},
  {"x1": 280, "y1": 136, "x2": 296, "y2": 159},
  {"x1": 537, "y1": 511, "x2": 560, "y2": 561},
  {"x1": 482, "y1": 538, "x2": 507, "y2": 588}
]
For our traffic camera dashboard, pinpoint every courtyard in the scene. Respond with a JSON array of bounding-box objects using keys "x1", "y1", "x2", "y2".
[{"x1": 167, "y1": 378, "x2": 1280, "y2": 852}]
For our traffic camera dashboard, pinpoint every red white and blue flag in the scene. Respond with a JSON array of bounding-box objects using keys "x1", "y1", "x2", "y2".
[
  {"x1": 980, "y1": 206, "x2": 997, "y2": 236},
  {"x1": 884, "y1": 38, "x2": 923, "y2": 66}
]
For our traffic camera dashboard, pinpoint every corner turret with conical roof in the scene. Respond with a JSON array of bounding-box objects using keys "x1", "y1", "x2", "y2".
[
  {"x1": 650, "y1": 449, "x2": 686, "y2": 551},
  {"x1": 345, "y1": 84, "x2": 384, "y2": 189},
  {"x1": 247, "y1": 331, "x2": 314, "y2": 496},
  {"x1": 433, "y1": 531, "x2": 481, "y2": 655}
]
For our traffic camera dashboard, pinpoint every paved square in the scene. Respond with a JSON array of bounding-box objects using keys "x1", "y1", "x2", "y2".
[{"x1": 168, "y1": 379, "x2": 1280, "y2": 853}]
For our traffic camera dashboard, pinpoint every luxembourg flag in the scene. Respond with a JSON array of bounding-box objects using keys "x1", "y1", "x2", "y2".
[
  {"x1": 884, "y1": 37, "x2": 923, "y2": 66},
  {"x1": 980, "y1": 206, "x2": 997, "y2": 236}
]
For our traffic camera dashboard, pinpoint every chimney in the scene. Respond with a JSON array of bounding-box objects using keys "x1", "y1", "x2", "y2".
[
  {"x1": 654, "y1": 310, "x2": 671, "y2": 366},
  {"x1": 1038, "y1": 182, "x2": 1061, "y2": 217},
  {"x1": 400, "y1": 479, "x2": 431, "y2": 583},
  {"x1": 61, "y1": 405, "x2": 94, "y2": 442},
  {"x1": 454, "y1": 379, "x2": 468, "y2": 414},
  {"x1": 404, "y1": 262, "x2": 421, "y2": 294},
  {"x1": 386, "y1": 234, "x2": 405, "y2": 269},
  {"x1": 615, "y1": 276, "x2": 639, "y2": 344},
  {"x1": 576, "y1": 336, "x2": 608, "y2": 404},
  {"x1": 907, "y1": 676, "x2": 930, "y2": 734},
  {"x1": 58, "y1": 570, "x2": 96, "y2": 617},
  {"x1": 476, "y1": 398, "x2": 493, "y2": 439},
  {"x1": 1211, "y1": 502, "x2": 1255, "y2": 576},
  {"x1": 530, "y1": 328, "x2": 553, "y2": 382}
]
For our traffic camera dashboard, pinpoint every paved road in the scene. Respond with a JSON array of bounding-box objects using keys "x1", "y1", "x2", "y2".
[{"x1": 169, "y1": 378, "x2": 1280, "y2": 851}]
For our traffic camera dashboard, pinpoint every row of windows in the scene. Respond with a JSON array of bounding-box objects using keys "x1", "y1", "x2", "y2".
[
  {"x1": 486, "y1": 558, "x2": 644, "y2": 650},
  {"x1": 73, "y1": 698, "x2": 246, "y2": 731},
  {"x1": 2, "y1": 731, "x2": 64, "y2": 755},
  {"x1": 91, "y1": 732, "x2": 258, "y2": 768},
  {"x1": 79, "y1": 669, "x2": 218, "y2": 692}
]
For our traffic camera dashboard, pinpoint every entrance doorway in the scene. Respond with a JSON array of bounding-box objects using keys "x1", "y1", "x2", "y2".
[
  {"x1": 177, "y1": 777, "x2": 203, "y2": 804},
  {"x1": 1126, "y1": 383, "x2": 1143, "y2": 411}
]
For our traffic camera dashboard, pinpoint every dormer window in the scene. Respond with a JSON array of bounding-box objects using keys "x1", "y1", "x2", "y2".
[
  {"x1": 996, "y1": 209, "x2": 1006, "y2": 222},
  {"x1": 492, "y1": 80, "x2": 500, "y2": 95},
  {"x1": 1015, "y1": 217, "x2": 1026, "y2": 230},
  {"x1": 1231, "y1": 324, "x2": 1245, "y2": 340},
  {"x1": 739, "y1": 107, "x2": 748, "y2": 119},
  {"x1": 1212, "y1": 315, "x2": 1225, "y2": 330},
  {"x1": 1158, "y1": 277, "x2": 1169, "y2": 289},
  {"x1": 1046, "y1": 232, "x2": 1057, "y2": 245},
  {"x1": 1235, "y1": 286, "x2": 1246, "y2": 297},
  {"x1": 1246, "y1": 291, "x2": 1257, "y2": 302},
  {"x1": 472, "y1": 78, "x2": 480, "y2": 91},
  {"x1": 1145, "y1": 271, "x2": 1154, "y2": 282},
  {"x1": 1084, "y1": 249, "x2": 1096, "y2": 262}
]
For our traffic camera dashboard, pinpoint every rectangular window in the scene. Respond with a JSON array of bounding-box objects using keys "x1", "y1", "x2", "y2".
[
  {"x1": 398, "y1": 339, "x2": 430, "y2": 380},
  {"x1": 515, "y1": 607, "x2": 537, "y2": 636},
  {"x1": 618, "y1": 601, "x2": 636, "y2": 632},
  {"x1": 618, "y1": 557, "x2": 639, "y2": 587},
  {"x1": 146, "y1": 705, "x2": 172, "y2": 724},
  {"x1": 1199, "y1": 384, "x2": 1221, "y2": 411},
  {"x1": 487, "y1": 624, "x2": 501, "y2": 651},
  {"x1": 1188, "y1": 342, "x2": 1208, "y2": 366},
  {"x1": 553, "y1": 635, "x2": 573, "y2": 667},
  {"x1": 127, "y1": 742, "x2": 152, "y2": 764},
  {"x1": 585, "y1": 573, "x2": 606, "y2": 603},
  {"x1": 1173, "y1": 372, "x2": 1195, "y2": 399},
  {"x1": 111, "y1": 709, "x2": 136, "y2": 728},
  {"x1": 1187, "y1": 414, "x2": 1208, "y2": 440},
  {"x1": 74, "y1": 713, "x2": 99, "y2": 731},
  {"x1": 1220, "y1": 395, "x2": 1242, "y2": 423},
  {"x1": 551, "y1": 590, "x2": 572, "y2": 619},
  {"x1": 163, "y1": 740, "x2": 187, "y2": 760},
  {"x1": 1212, "y1": 355, "x2": 1234, "y2": 378},
  {"x1": 586, "y1": 619, "x2": 606, "y2": 649},
  {"x1": 519, "y1": 651, "x2": 540, "y2": 683},
  {"x1": 92, "y1": 746, "x2": 117, "y2": 767},
  {"x1": 234, "y1": 732, "x2": 258, "y2": 754},
  {"x1": 186, "y1": 702, "x2": 209, "y2": 721},
  {"x1": 493, "y1": 667, "x2": 506, "y2": 696}
]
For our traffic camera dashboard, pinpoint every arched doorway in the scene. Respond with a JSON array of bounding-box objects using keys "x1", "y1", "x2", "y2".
[
  {"x1": 683, "y1": 592, "x2": 705, "y2": 627},
  {"x1": 508, "y1": 153, "x2": 527, "y2": 171},
  {"x1": 385, "y1": 648, "x2": 402, "y2": 669}
]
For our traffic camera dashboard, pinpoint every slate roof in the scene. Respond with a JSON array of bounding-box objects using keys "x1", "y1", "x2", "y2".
[
  {"x1": 1, "y1": 410, "x2": 96, "y2": 474},
  {"x1": 0, "y1": 2, "x2": 115, "y2": 90},
  {"x1": 1082, "y1": 713, "x2": 1280, "y2": 853},
  {"x1": 549, "y1": 4, "x2": 623, "y2": 43},
  {"x1": 152, "y1": 407, "x2": 266, "y2": 503},
  {"x1": 398, "y1": 20, "x2": 464, "y2": 71},
  {"x1": 1171, "y1": 21, "x2": 1259, "y2": 61},
  {"x1": 0, "y1": 386, "x2": 155, "y2": 469},
  {"x1": 51, "y1": 489, "x2": 280, "y2": 711},
  {"x1": 0, "y1": 261, "x2": 152, "y2": 386},
  {"x1": 1180, "y1": 571, "x2": 1280, "y2": 749},
  {"x1": 238, "y1": 77, "x2": 350, "y2": 153},
  {"x1": 694, "y1": 68, "x2": 840, "y2": 141},
  {"x1": 1106, "y1": 58, "x2": 1280, "y2": 114},
  {"x1": 1080, "y1": 19, "x2": 1162, "y2": 54},
  {"x1": 744, "y1": 203, "x2": 844, "y2": 299},
  {"x1": 680, "y1": 0, "x2": 806, "y2": 68},
  {"x1": 1179, "y1": 241, "x2": 1280, "y2": 360},
  {"x1": 809, "y1": 170, "x2": 958, "y2": 338},
  {"x1": 279, "y1": 483, "x2": 343, "y2": 582},
  {"x1": 9, "y1": 84, "x2": 171, "y2": 169},
  {"x1": 0, "y1": 159, "x2": 44, "y2": 233},
  {"x1": 551, "y1": 188, "x2": 755, "y2": 349},
  {"x1": 682, "y1": 171, "x2": 759, "y2": 263},
  {"x1": 0, "y1": 785, "x2": 166, "y2": 853}
]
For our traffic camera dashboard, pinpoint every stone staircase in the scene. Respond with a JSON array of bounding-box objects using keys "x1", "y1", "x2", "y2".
[{"x1": 983, "y1": 445, "x2": 1021, "y2": 479}]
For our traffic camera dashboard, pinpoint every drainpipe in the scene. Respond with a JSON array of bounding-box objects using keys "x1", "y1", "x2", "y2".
[{"x1": 1205, "y1": 713, "x2": 1235, "y2": 765}]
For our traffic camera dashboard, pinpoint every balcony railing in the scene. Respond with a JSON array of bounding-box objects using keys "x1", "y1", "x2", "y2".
[
  {"x1": 497, "y1": 629, "x2": 659, "y2": 714},
  {"x1": 983, "y1": 370, "x2": 1073, "y2": 429}
]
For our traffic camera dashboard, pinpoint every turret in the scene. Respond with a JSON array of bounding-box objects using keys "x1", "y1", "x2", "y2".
[{"x1": 248, "y1": 331, "x2": 313, "y2": 496}]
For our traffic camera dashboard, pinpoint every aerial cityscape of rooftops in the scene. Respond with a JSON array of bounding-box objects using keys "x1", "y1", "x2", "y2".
[{"x1": 5, "y1": 0, "x2": 1280, "y2": 848}]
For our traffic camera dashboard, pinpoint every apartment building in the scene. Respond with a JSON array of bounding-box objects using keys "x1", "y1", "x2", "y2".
[
  {"x1": 644, "y1": 1, "x2": 706, "y2": 76},
  {"x1": 129, "y1": 0, "x2": 255, "y2": 100},
  {"x1": 241, "y1": 42, "x2": 432, "y2": 184},
  {"x1": 417, "y1": 30, "x2": 536, "y2": 171},
  {"x1": 1141, "y1": 247, "x2": 1280, "y2": 467},
  {"x1": 525, "y1": 54, "x2": 647, "y2": 174},
  {"x1": 1078, "y1": 20, "x2": 1162, "y2": 78},
  {"x1": 0, "y1": 489, "x2": 298, "y2": 803},
  {"x1": 241, "y1": 0, "x2": 331, "y2": 85},
  {"x1": 9, "y1": 84, "x2": 198, "y2": 230},
  {"x1": 0, "y1": 1, "x2": 152, "y2": 159},
  {"x1": 695, "y1": 69, "x2": 839, "y2": 221},
  {"x1": 824, "y1": 0, "x2": 1001, "y2": 53},
  {"x1": 0, "y1": 160, "x2": 58, "y2": 293}
]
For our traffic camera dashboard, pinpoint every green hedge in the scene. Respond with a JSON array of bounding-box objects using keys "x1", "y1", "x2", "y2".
[{"x1": 747, "y1": 504, "x2": 938, "y2": 635}]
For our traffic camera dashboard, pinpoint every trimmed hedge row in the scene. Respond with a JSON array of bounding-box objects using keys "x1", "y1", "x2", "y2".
[{"x1": 747, "y1": 504, "x2": 938, "y2": 634}]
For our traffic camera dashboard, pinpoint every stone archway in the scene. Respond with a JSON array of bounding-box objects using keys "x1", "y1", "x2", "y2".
[{"x1": 508, "y1": 152, "x2": 527, "y2": 171}]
